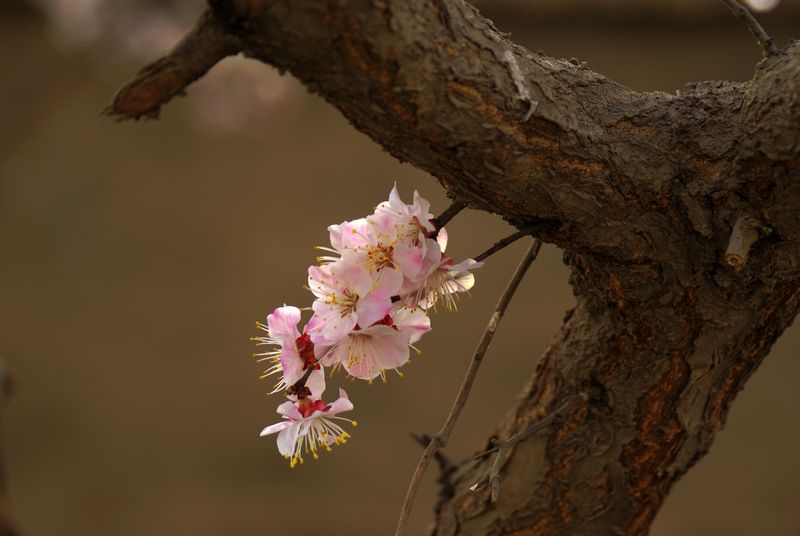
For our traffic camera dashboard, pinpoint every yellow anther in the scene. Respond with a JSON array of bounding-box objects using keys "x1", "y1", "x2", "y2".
[{"x1": 351, "y1": 421, "x2": 358, "y2": 427}]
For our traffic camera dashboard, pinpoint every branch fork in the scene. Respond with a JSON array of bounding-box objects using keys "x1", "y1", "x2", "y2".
[{"x1": 470, "y1": 389, "x2": 597, "y2": 502}]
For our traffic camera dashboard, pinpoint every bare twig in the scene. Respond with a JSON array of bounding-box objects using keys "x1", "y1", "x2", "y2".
[
  {"x1": 724, "y1": 214, "x2": 766, "y2": 268},
  {"x1": 105, "y1": 9, "x2": 241, "y2": 119},
  {"x1": 721, "y1": 0, "x2": 779, "y2": 57},
  {"x1": 433, "y1": 201, "x2": 466, "y2": 230},
  {"x1": 470, "y1": 390, "x2": 597, "y2": 502},
  {"x1": 474, "y1": 223, "x2": 551, "y2": 263},
  {"x1": 410, "y1": 432, "x2": 457, "y2": 477},
  {"x1": 0, "y1": 358, "x2": 17, "y2": 536},
  {"x1": 395, "y1": 238, "x2": 542, "y2": 536},
  {"x1": 410, "y1": 432, "x2": 458, "y2": 515}
]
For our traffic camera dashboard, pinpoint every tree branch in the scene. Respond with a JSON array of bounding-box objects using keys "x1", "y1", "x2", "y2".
[
  {"x1": 433, "y1": 201, "x2": 467, "y2": 231},
  {"x1": 395, "y1": 239, "x2": 542, "y2": 535},
  {"x1": 720, "y1": 0, "x2": 779, "y2": 57},
  {"x1": 105, "y1": 9, "x2": 240, "y2": 119},
  {"x1": 109, "y1": 2, "x2": 800, "y2": 534}
]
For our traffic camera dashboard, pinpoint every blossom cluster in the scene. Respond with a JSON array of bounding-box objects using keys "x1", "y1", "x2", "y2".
[{"x1": 254, "y1": 185, "x2": 481, "y2": 467}]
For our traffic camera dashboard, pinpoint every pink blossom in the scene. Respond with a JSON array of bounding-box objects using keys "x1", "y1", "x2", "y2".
[
  {"x1": 307, "y1": 258, "x2": 395, "y2": 345},
  {"x1": 252, "y1": 305, "x2": 325, "y2": 396},
  {"x1": 324, "y1": 216, "x2": 425, "y2": 288},
  {"x1": 370, "y1": 184, "x2": 436, "y2": 246},
  {"x1": 259, "y1": 389, "x2": 357, "y2": 467},
  {"x1": 398, "y1": 226, "x2": 483, "y2": 310},
  {"x1": 317, "y1": 305, "x2": 431, "y2": 381},
  {"x1": 405, "y1": 256, "x2": 483, "y2": 311}
]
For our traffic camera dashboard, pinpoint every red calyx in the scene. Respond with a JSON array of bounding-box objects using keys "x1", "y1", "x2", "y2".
[
  {"x1": 295, "y1": 333, "x2": 317, "y2": 370},
  {"x1": 373, "y1": 314, "x2": 396, "y2": 329},
  {"x1": 297, "y1": 397, "x2": 328, "y2": 418}
]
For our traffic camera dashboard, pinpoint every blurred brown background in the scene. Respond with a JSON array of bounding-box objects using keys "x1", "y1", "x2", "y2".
[{"x1": 1, "y1": 1, "x2": 798, "y2": 535}]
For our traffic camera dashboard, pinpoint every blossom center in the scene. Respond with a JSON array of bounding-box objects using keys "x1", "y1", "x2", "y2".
[{"x1": 365, "y1": 243, "x2": 395, "y2": 271}]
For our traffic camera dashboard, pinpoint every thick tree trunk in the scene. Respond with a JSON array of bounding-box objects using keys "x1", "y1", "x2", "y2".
[{"x1": 109, "y1": 1, "x2": 800, "y2": 534}]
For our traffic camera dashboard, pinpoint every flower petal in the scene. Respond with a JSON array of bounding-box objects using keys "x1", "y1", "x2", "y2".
[
  {"x1": 276, "y1": 422, "x2": 302, "y2": 456},
  {"x1": 305, "y1": 368, "x2": 326, "y2": 398},
  {"x1": 266, "y1": 305, "x2": 301, "y2": 345},
  {"x1": 259, "y1": 420, "x2": 291, "y2": 437},
  {"x1": 327, "y1": 388, "x2": 354, "y2": 415}
]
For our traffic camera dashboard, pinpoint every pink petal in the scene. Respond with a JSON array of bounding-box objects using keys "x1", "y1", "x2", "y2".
[
  {"x1": 332, "y1": 259, "x2": 374, "y2": 298},
  {"x1": 339, "y1": 218, "x2": 373, "y2": 250},
  {"x1": 328, "y1": 223, "x2": 345, "y2": 253},
  {"x1": 372, "y1": 328, "x2": 412, "y2": 370},
  {"x1": 305, "y1": 368, "x2": 326, "y2": 398},
  {"x1": 327, "y1": 388, "x2": 354, "y2": 415},
  {"x1": 266, "y1": 305, "x2": 301, "y2": 343},
  {"x1": 392, "y1": 306, "x2": 431, "y2": 344},
  {"x1": 373, "y1": 265, "x2": 404, "y2": 297},
  {"x1": 411, "y1": 190, "x2": 434, "y2": 231},
  {"x1": 308, "y1": 302, "x2": 357, "y2": 345},
  {"x1": 444, "y1": 270, "x2": 476, "y2": 294},
  {"x1": 448, "y1": 258, "x2": 483, "y2": 271},
  {"x1": 436, "y1": 227, "x2": 449, "y2": 252},
  {"x1": 315, "y1": 341, "x2": 345, "y2": 367},
  {"x1": 260, "y1": 420, "x2": 291, "y2": 437},
  {"x1": 393, "y1": 244, "x2": 424, "y2": 280},
  {"x1": 276, "y1": 422, "x2": 302, "y2": 456},
  {"x1": 388, "y1": 183, "x2": 404, "y2": 211},
  {"x1": 355, "y1": 292, "x2": 393, "y2": 328},
  {"x1": 350, "y1": 325, "x2": 411, "y2": 373},
  {"x1": 276, "y1": 400, "x2": 302, "y2": 420}
]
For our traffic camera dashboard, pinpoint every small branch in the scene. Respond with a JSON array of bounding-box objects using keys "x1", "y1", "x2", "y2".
[
  {"x1": 395, "y1": 238, "x2": 543, "y2": 536},
  {"x1": 105, "y1": 9, "x2": 241, "y2": 119},
  {"x1": 433, "y1": 201, "x2": 466, "y2": 231},
  {"x1": 721, "y1": 0, "x2": 779, "y2": 57},
  {"x1": 410, "y1": 432, "x2": 457, "y2": 514},
  {"x1": 470, "y1": 389, "x2": 598, "y2": 502},
  {"x1": 724, "y1": 214, "x2": 766, "y2": 268},
  {"x1": 474, "y1": 223, "x2": 551, "y2": 263},
  {"x1": 0, "y1": 358, "x2": 17, "y2": 536},
  {"x1": 410, "y1": 432, "x2": 457, "y2": 478}
]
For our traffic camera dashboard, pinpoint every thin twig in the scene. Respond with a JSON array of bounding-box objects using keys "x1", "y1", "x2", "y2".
[
  {"x1": 433, "y1": 201, "x2": 466, "y2": 230},
  {"x1": 0, "y1": 358, "x2": 17, "y2": 536},
  {"x1": 470, "y1": 390, "x2": 598, "y2": 502},
  {"x1": 410, "y1": 432, "x2": 457, "y2": 477},
  {"x1": 474, "y1": 223, "x2": 549, "y2": 263},
  {"x1": 721, "y1": 0, "x2": 778, "y2": 57},
  {"x1": 394, "y1": 238, "x2": 542, "y2": 536},
  {"x1": 410, "y1": 432, "x2": 458, "y2": 515}
]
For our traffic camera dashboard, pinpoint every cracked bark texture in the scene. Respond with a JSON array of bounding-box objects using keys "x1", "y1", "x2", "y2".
[{"x1": 109, "y1": 1, "x2": 800, "y2": 534}]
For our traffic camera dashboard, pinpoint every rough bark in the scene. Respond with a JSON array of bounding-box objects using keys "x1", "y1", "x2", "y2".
[{"x1": 109, "y1": 1, "x2": 800, "y2": 534}]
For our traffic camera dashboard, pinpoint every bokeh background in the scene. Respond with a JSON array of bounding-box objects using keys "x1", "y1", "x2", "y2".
[{"x1": 1, "y1": 1, "x2": 799, "y2": 534}]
